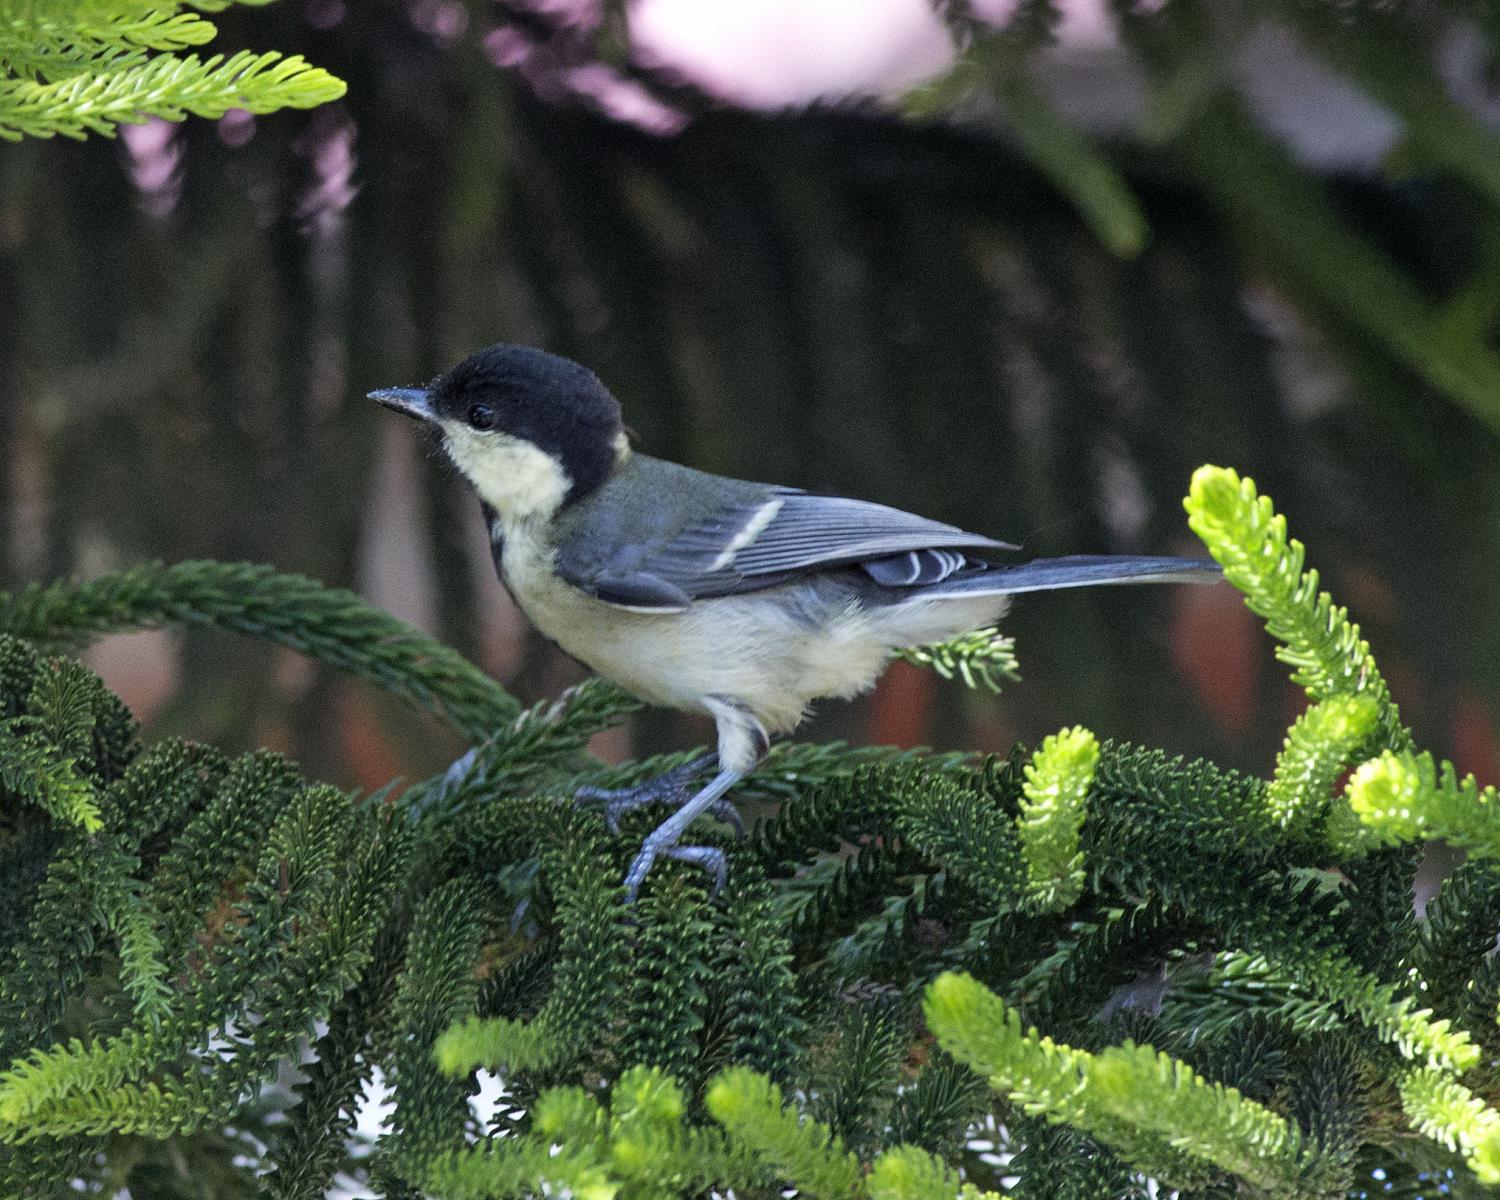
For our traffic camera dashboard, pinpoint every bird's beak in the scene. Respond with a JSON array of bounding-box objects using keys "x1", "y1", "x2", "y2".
[{"x1": 368, "y1": 387, "x2": 437, "y2": 422}]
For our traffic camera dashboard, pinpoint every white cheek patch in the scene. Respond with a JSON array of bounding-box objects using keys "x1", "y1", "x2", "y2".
[{"x1": 441, "y1": 424, "x2": 572, "y2": 521}]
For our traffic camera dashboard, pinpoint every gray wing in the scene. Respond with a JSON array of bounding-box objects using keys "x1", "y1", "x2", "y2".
[{"x1": 556, "y1": 485, "x2": 1014, "y2": 611}]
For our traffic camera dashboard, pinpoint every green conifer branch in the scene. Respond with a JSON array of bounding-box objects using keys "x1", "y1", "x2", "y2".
[
  {"x1": 809, "y1": 992, "x2": 911, "y2": 1154},
  {"x1": 1397, "y1": 1067, "x2": 1500, "y2": 1185},
  {"x1": 0, "y1": 721, "x2": 101, "y2": 831},
  {"x1": 1153, "y1": 871, "x2": 1479, "y2": 1074},
  {"x1": 1413, "y1": 863, "x2": 1500, "y2": 1039},
  {"x1": 867, "y1": 1143, "x2": 1002, "y2": 1200},
  {"x1": 924, "y1": 971, "x2": 1308, "y2": 1191},
  {"x1": 0, "y1": 9, "x2": 215, "y2": 76},
  {"x1": 1158, "y1": 951, "x2": 1344, "y2": 1044},
  {"x1": 620, "y1": 876, "x2": 716, "y2": 1080},
  {"x1": 1005, "y1": 1119, "x2": 1144, "y2": 1200},
  {"x1": 705, "y1": 1066, "x2": 864, "y2": 1198},
  {"x1": 896, "y1": 625, "x2": 1020, "y2": 693},
  {"x1": 1344, "y1": 750, "x2": 1500, "y2": 860},
  {"x1": 0, "y1": 562, "x2": 520, "y2": 739},
  {"x1": 894, "y1": 770, "x2": 1026, "y2": 909},
  {"x1": 0, "y1": 712, "x2": 206, "y2": 1066},
  {"x1": 435, "y1": 824, "x2": 634, "y2": 1082},
  {"x1": 0, "y1": 50, "x2": 343, "y2": 140},
  {"x1": 1017, "y1": 726, "x2": 1097, "y2": 911},
  {"x1": 0, "y1": 783, "x2": 406, "y2": 1142},
  {"x1": 427, "y1": 1139, "x2": 612, "y2": 1200},
  {"x1": 705, "y1": 864, "x2": 803, "y2": 1081},
  {"x1": 93, "y1": 857, "x2": 171, "y2": 1020},
  {"x1": 886, "y1": 1055, "x2": 989, "y2": 1159},
  {"x1": 1267, "y1": 694, "x2": 1380, "y2": 838},
  {"x1": 604, "y1": 1066, "x2": 759, "y2": 1193},
  {"x1": 0, "y1": 0, "x2": 344, "y2": 139},
  {"x1": 1184, "y1": 465, "x2": 1409, "y2": 752},
  {"x1": 1003, "y1": 900, "x2": 1171, "y2": 1032},
  {"x1": 263, "y1": 938, "x2": 402, "y2": 1200},
  {"x1": 382, "y1": 878, "x2": 488, "y2": 1175},
  {"x1": 427, "y1": 1067, "x2": 759, "y2": 1199}
]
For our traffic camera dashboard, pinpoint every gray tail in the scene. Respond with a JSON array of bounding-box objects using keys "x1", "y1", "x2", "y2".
[{"x1": 925, "y1": 554, "x2": 1221, "y2": 597}]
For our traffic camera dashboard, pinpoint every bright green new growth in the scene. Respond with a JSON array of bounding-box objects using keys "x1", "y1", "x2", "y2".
[
  {"x1": 1399, "y1": 1067, "x2": 1500, "y2": 1185},
  {"x1": 1267, "y1": 694, "x2": 1380, "y2": 839},
  {"x1": 706, "y1": 1067, "x2": 863, "y2": 1197},
  {"x1": 1184, "y1": 465, "x2": 1408, "y2": 753},
  {"x1": 866, "y1": 1144, "x2": 1000, "y2": 1200},
  {"x1": 3, "y1": 464, "x2": 1500, "y2": 1196},
  {"x1": 426, "y1": 1062, "x2": 995, "y2": 1200},
  {"x1": 1017, "y1": 725, "x2": 1097, "y2": 910},
  {"x1": 1346, "y1": 750, "x2": 1500, "y2": 860},
  {"x1": 0, "y1": 0, "x2": 345, "y2": 140},
  {"x1": 924, "y1": 972, "x2": 1306, "y2": 1191}
]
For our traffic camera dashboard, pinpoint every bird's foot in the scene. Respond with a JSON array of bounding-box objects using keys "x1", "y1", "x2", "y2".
[
  {"x1": 574, "y1": 754, "x2": 743, "y2": 836},
  {"x1": 625, "y1": 841, "x2": 727, "y2": 901},
  {"x1": 619, "y1": 762, "x2": 746, "y2": 900}
]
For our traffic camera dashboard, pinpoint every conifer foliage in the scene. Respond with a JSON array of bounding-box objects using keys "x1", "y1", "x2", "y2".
[
  {"x1": 0, "y1": 0, "x2": 344, "y2": 140},
  {"x1": 1, "y1": 466, "x2": 1499, "y2": 1196}
]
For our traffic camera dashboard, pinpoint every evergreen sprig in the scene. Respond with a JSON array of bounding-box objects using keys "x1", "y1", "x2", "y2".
[
  {"x1": 1017, "y1": 725, "x2": 1097, "y2": 911},
  {"x1": 924, "y1": 971, "x2": 1308, "y2": 1191},
  {"x1": 0, "y1": 560, "x2": 521, "y2": 739},
  {"x1": 1344, "y1": 750, "x2": 1500, "y2": 860},
  {"x1": 0, "y1": 0, "x2": 344, "y2": 139},
  {"x1": 1184, "y1": 465, "x2": 1409, "y2": 753},
  {"x1": 1267, "y1": 694, "x2": 1380, "y2": 840},
  {"x1": 897, "y1": 625, "x2": 1020, "y2": 693},
  {"x1": 1397, "y1": 1067, "x2": 1500, "y2": 1185}
]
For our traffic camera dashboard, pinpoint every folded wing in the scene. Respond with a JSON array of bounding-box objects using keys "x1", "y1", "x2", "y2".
[{"x1": 557, "y1": 488, "x2": 1014, "y2": 610}]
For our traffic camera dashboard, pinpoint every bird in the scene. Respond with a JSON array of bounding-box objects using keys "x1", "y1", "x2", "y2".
[{"x1": 370, "y1": 343, "x2": 1219, "y2": 899}]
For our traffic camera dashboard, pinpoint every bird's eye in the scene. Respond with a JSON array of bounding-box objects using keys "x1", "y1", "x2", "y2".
[{"x1": 466, "y1": 403, "x2": 497, "y2": 431}]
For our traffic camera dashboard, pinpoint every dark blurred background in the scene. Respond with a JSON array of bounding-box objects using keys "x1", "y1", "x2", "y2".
[{"x1": 3, "y1": 0, "x2": 1499, "y2": 795}]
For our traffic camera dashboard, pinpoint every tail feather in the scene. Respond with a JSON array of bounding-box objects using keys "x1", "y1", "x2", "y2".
[{"x1": 916, "y1": 554, "x2": 1221, "y2": 597}]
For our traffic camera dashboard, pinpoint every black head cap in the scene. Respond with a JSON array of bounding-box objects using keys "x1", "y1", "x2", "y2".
[{"x1": 432, "y1": 344, "x2": 625, "y2": 504}]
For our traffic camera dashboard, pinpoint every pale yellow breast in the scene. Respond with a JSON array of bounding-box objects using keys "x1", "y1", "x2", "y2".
[{"x1": 495, "y1": 519, "x2": 898, "y2": 732}]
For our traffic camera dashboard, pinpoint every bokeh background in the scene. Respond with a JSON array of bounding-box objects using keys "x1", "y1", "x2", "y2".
[{"x1": 3, "y1": 0, "x2": 1499, "y2": 798}]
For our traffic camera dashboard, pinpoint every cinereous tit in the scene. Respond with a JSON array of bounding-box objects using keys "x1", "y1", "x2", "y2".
[{"x1": 372, "y1": 344, "x2": 1218, "y2": 898}]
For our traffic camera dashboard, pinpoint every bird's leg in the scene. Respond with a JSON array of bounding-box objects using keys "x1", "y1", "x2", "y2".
[
  {"x1": 574, "y1": 753, "x2": 738, "y2": 834},
  {"x1": 623, "y1": 697, "x2": 767, "y2": 900},
  {"x1": 624, "y1": 766, "x2": 743, "y2": 899}
]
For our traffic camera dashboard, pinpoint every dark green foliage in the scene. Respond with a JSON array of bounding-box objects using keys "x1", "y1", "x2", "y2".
[
  {"x1": 620, "y1": 875, "x2": 717, "y2": 1083},
  {"x1": 379, "y1": 878, "x2": 489, "y2": 1175},
  {"x1": 1007, "y1": 1120, "x2": 1139, "y2": 1200},
  {"x1": 262, "y1": 934, "x2": 403, "y2": 1200},
  {"x1": 0, "y1": 561, "x2": 520, "y2": 740},
  {"x1": 807, "y1": 988, "x2": 911, "y2": 1155},
  {"x1": 3, "y1": 464, "x2": 1500, "y2": 1196},
  {"x1": 886, "y1": 1053, "x2": 989, "y2": 1158}
]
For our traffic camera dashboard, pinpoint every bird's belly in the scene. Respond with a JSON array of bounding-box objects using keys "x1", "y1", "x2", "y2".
[{"x1": 499, "y1": 536, "x2": 895, "y2": 733}]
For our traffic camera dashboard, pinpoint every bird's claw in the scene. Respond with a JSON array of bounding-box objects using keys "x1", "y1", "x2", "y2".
[
  {"x1": 574, "y1": 755, "x2": 729, "y2": 835},
  {"x1": 625, "y1": 842, "x2": 727, "y2": 901}
]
